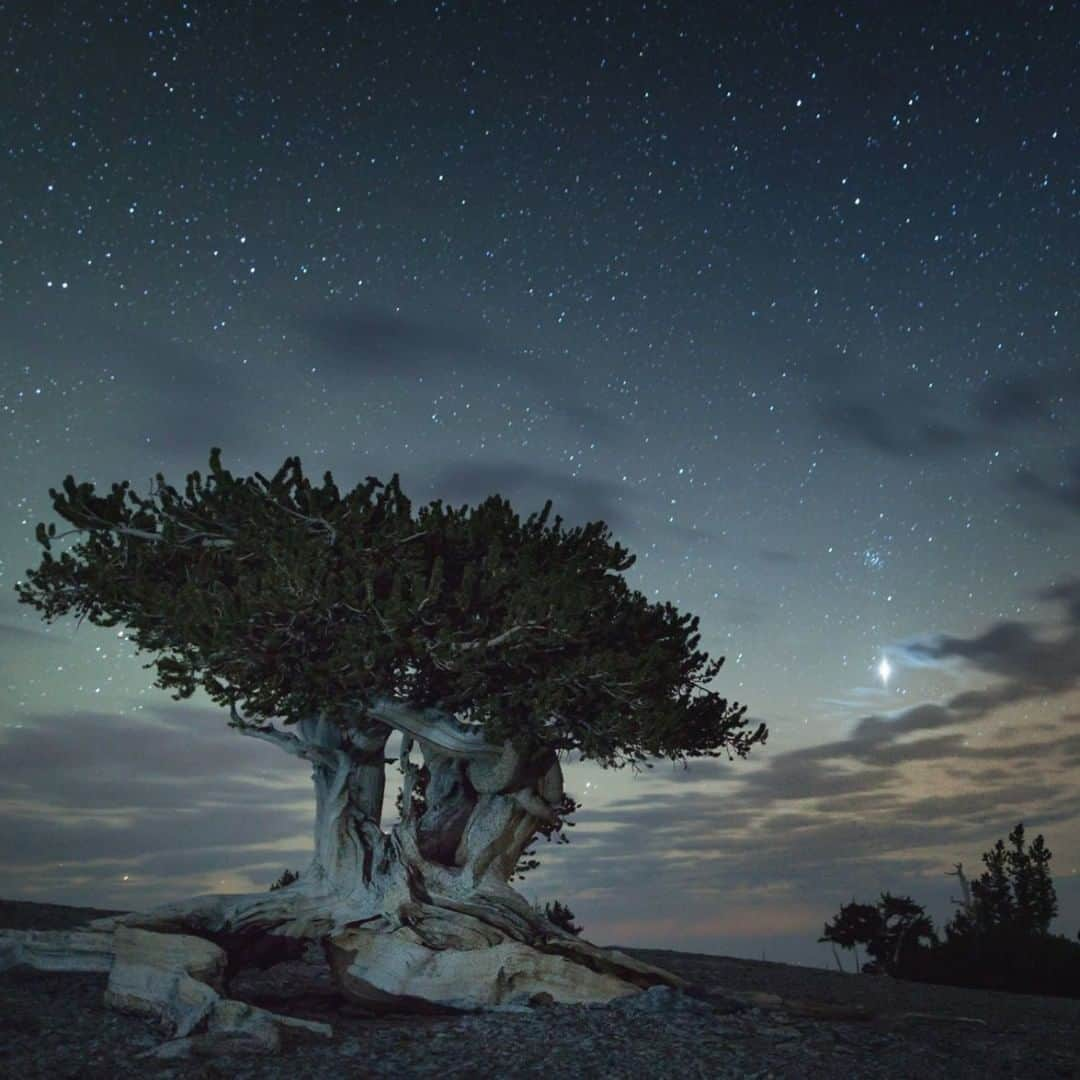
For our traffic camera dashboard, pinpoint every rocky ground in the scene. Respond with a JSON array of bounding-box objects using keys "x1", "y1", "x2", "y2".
[{"x1": 3, "y1": 899, "x2": 1079, "y2": 1079}]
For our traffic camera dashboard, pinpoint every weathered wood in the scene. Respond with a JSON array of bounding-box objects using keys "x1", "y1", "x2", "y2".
[
  {"x1": 0, "y1": 929, "x2": 114, "y2": 973},
  {"x1": 66, "y1": 712, "x2": 701, "y2": 1018},
  {"x1": 0, "y1": 924, "x2": 333, "y2": 1057},
  {"x1": 104, "y1": 927, "x2": 226, "y2": 1037}
]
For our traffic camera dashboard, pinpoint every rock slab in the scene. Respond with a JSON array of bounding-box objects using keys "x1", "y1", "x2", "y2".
[
  {"x1": 105, "y1": 926, "x2": 226, "y2": 1037},
  {"x1": 0, "y1": 929, "x2": 115, "y2": 973},
  {"x1": 105, "y1": 926, "x2": 332, "y2": 1051}
]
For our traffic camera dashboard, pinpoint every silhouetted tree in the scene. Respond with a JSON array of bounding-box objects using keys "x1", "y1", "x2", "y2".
[
  {"x1": 1004, "y1": 823, "x2": 1057, "y2": 936},
  {"x1": 819, "y1": 892, "x2": 938, "y2": 976},
  {"x1": 531, "y1": 897, "x2": 584, "y2": 936},
  {"x1": 971, "y1": 837, "x2": 1016, "y2": 932},
  {"x1": 269, "y1": 868, "x2": 300, "y2": 891},
  {"x1": 827, "y1": 824, "x2": 1079, "y2": 999},
  {"x1": 944, "y1": 822, "x2": 1059, "y2": 943}
]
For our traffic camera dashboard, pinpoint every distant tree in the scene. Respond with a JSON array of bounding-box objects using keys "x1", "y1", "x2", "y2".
[
  {"x1": 530, "y1": 897, "x2": 584, "y2": 937},
  {"x1": 1004, "y1": 823, "x2": 1057, "y2": 936},
  {"x1": 818, "y1": 897, "x2": 881, "y2": 973},
  {"x1": 943, "y1": 861, "x2": 980, "y2": 946},
  {"x1": 269, "y1": 868, "x2": 300, "y2": 891},
  {"x1": 972, "y1": 837, "x2": 1016, "y2": 931},
  {"x1": 944, "y1": 822, "x2": 1059, "y2": 943},
  {"x1": 836, "y1": 823, "x2": 1080, "y2": 999},
  {"x1": 819, "y1": 892, "x2": 938, "y2": 977}
]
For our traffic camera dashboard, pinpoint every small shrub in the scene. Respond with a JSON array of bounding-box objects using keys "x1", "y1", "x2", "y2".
[
  {"x1": 269, "y1": 868, "x2": 300, "y2": 891},
  {"x1": 532, "y1": 897, "x2": 584, "y2": 936},
  {"x1": 820, "y1": 823, "x2": 1080, "y2": 1000},
  {"x1": 909, "y1": 927, "x2": 1080, "y2": 999}
]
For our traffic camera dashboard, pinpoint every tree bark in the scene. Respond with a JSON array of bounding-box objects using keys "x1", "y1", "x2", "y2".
[{"x1": 100, "y1": 700, "x2": 694, "y2": 1014}]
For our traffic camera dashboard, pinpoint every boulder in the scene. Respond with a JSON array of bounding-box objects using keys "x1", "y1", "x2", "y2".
[
  {"x1": 141, "y1": 1000, "x2": 333, "y2": 1058},
  {"x1": 143, "y1": 1032, "x2": 272, "y2": 1060},
  {"x1": 105, "y1": 927, "x2": 226, "y2": 1037},
  {"x1": 0, "y1": 929, "x2": 115, "y2": 973},
  {"x1": 210, "y1": 998, "x2": 332, "y2": 1047},
  {"x1": 104, "y1": 926, "x2": 333, "y2": 1054}
]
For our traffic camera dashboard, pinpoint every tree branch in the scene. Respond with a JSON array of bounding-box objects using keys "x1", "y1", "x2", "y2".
[
  {"x1": 228, "y1": 701, "x2": 306, "y2": 755},
  {"x1": 228, "y1": 701, "x2": 339, "y2": 767},
  {"x1": 54, "y1": 519, "x2": 236, "y2": 549},
  {"x1": 511, "y1": 788, "x2": 557, "y2": 825},
  {"x1": 447, "y1": 622, "x2": 564, "y2": 653},
  {"x1": 355, "y1": 695, "x2": 505, "y2": 759},
  {"x1": 227, "y1": 694, "x2": 502, "y2": 765}
]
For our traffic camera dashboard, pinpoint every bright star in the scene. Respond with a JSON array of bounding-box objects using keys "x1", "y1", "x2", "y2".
[{"x1": 878, "y1": 657, "x2": 892, "y2": 684}]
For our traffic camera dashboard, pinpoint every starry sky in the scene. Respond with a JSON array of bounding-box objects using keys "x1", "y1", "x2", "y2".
[{"x1": 1, "y1": 2, "x2": 1078, "y2": 970}]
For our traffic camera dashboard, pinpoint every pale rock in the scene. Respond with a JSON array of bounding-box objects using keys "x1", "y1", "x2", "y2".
[
  {"x1": 140, "y1": 1000, "x2": 333, "y2": 1058},
  {"x1": 142, "y1": 1032, "x2": 275, "y2": 1060},
  {"x1": 0, "y1": 929, "x2": 115, "y2": 973},
  {"x1": 105, "y1": 926, "x2": 334, "y2": 1053},
  {"x1": 327, "y1": 927, "x2": 644, "y2": 1013},
  {"x1": 209, "y1": 998, "x2": 333, "y2": 1047},
  {"x1": 104, "y1": 926, "x2": 226, "y2": 1038},
  {"x1": 603, "y1": 984, "x2": 719, "y2": 1019},
  {"x1": 85, "y1": 915, "x2": 125, "y2": 932}
]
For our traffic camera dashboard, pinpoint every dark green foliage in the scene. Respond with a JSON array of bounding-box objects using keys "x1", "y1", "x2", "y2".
[
  {"x1": 970, "y1": 836, "x2": 1017, "y2": 931},
  {"x1": 15, "y1": 449, "x2": 765, "y2": 885},
  {"x1": 15, "y1": 448, "x2": 765, "y2": 775},
  {"x1": 1003, "y1": 823, "x2": 1056, "y2": 936},
  {"x1": 541, "y1": 899, "x2": 583, "y2": 936},
  {"x1": 818, "y1": 892, "x2": 938, "y2": 976},
  {"x1": 393, "y1": 763, "x2": 430, "y2": 821},
  {"x1": 269, "y1": 868, "x2": 300, "y2": 891},
  {"x1": 942, "y1": 822, "x2": 1059, "y2": 944},
  {"x1": 905, "y1": 924, "x2": 1080, "y2": 998},
  {"x1": 508, "y1": 789, "x2": 581, "y2": 882},
  {"x1": 820, "y1": 823, "x2": 1079, "y2": 1000}
]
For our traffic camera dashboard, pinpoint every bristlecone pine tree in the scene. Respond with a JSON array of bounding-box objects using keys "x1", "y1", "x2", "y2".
[{"x1": 15, "y1": 448, "x2": 766, "y2": 1013}]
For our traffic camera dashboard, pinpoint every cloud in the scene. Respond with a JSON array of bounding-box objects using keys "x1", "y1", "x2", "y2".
[
  {"x1": 906, "y1": 579, "x2": 1080, "y2": 696},
  {"x1": 757, "y1": 548, "x2": 799, "y2": 566},
  {"x1": 820, "y1": 400, "x2": 969, "y2": 458},
  {"x1": 8, "y1": 292, "x2": 266, "y2": 463},
  {"x1": 811, "y1": 357, "x2": 1076, "y2": 462},
  {"x1": 0, "y1": 705, "x2": 317, "y2": 889},
  {"x1": 975, "y1": 375, "x2": 1046, "y2": 425},
  {"x1": 4, "y1": 574, "x2": 1077, "y2": 963},
  {"x1": 292, "y1": 302, "x2": 623, "y2": 440},
  {"x1": 530, "y1": 579, "x2": 1080, "y2": 952},
  {"x1": 689, "y1": 580, "x2": 1080, "y2": 832},
  {"x1": 0, "y1": 620, "x2": 68, "y2": 647},
  {"x1": 415, "y1": 458, "x2": 730, "y2": 558},
  {"x1": 975, "y1": 366, "x2": 1080, "y2": 428},
  {"x1": 1012, "y1": 450, "x2": 1080, "y2": 517},
  {"x1": 299, "y1": 307, "x2": 486, "y2": 378}
]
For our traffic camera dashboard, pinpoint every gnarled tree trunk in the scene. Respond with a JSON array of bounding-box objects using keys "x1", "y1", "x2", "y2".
[{"x1": 92, "y1": 702, "x2": 694, "y2": 1015}]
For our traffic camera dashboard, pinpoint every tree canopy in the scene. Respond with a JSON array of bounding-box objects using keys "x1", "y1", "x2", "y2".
[
  {"x1": 945, "y1": 822, "x2": 1058, "y2": 941},
  {"x1": 16, "y1": 448, "x2": 765, "y2": 770},
  {"x1": 818, "y1": 822, "x2": 1071, "y2": 988}
]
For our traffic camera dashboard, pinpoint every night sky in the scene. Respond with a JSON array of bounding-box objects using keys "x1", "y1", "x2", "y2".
[{"x1": 2, "y1": 2, "x2": 1077, "y2": 970}]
